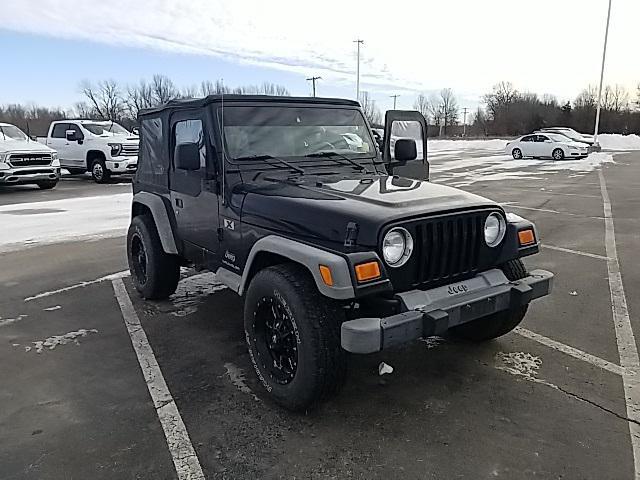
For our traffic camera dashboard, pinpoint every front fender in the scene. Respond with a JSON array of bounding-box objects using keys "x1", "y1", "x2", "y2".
[{"x1": 132, "y1": 192, "x2": 178, "y2": 255}]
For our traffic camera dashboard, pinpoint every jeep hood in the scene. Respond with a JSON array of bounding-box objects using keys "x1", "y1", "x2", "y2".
[
  {"x1": 237, "y1": 175, "x2": 499, "y2": 247},
  {"x1": 0, "y1": 139, "x2": 55, "y2": 154}
]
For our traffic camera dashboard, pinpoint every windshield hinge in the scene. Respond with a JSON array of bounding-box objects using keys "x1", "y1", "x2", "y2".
[{"x1": 344, "y1": 222, "x2": 359, "y2": 247}]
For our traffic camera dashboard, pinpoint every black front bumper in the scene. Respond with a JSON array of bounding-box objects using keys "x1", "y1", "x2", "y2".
[{"x1": 341, "y1": 269, "x2": 553, "y2": 353}]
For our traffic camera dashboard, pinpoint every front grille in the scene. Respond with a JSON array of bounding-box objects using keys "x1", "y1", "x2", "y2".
[
  {"x1": 414, "y1": 212, "x2": 484, "y2": 285},
  {"x1": 121, "y1": 144, "x2": 138, "y2": 156},
  {"x1": 9, "y1": 153, "x2": 52, "y2": 167}
]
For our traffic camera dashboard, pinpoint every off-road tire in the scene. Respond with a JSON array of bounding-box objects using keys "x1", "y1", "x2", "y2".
[
  {"x1": 127, "y1": 214, "x2": 180, "y2": 300},
  {"x1": 512, "y1": 148, "x2": 523, "y2": 159},
  {"x1": 452, "y1": 259, "x2": 528, "y2": 342},
  {"x1": 91, "y1": 157, "x2": 110, "y2": 183},
  {"x1": 37, "y1": 180, "x2": 58, "y2": 190},
  {"x1": 552, "y1": 148, "x2": 565, "y2": 160},
  {"x1": 244, "y1": 263, "x2": 347, "y2": 412}
]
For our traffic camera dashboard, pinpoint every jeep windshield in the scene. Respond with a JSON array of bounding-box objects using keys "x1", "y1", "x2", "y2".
[{"x1": 222, "y1": 106, "x2": 375, "y2": 161}]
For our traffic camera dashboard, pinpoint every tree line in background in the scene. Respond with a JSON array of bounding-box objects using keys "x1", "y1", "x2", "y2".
[
  {"x1": 2, "y1": 75, "x2": 640, "y2": 138},
  {"x1": 0, "y1": 74, "x2": 290, "y2": 136}
]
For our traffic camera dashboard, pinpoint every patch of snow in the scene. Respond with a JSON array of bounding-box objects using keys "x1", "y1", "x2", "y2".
[
  {"x1": 0, "y1": 314, "x2": 28, "y2": 327},
  {"x1": 598, "y1": 133, "x2": 640, "y2": 151},
  {"x1": 165, "y1": 272, "x2": 227, "y2": 317},
  {"x1": 43, "y1": 305, "x2": 62, "y2": 311},
  {"x1": 223, "y1": 362, "x2": 260, "y2": 401},
  {"x1": 495, "y1": 352, "x2": 542, "y2": 380},
  {"x1": 29, "y1": 328, "x2": 98, "y2": 353},
  {"x1": 428, "y1": 139, "x2": 508, "y2": 152},
  {"x1": 378, "y1": 362, "x2": 394, "y2": 375},
  {"x1": 0, "y1": 193, "x2": 131, "y2": 253},
  {"x1": 419, "y1": 336, "x2": 446, "y2": 349}
]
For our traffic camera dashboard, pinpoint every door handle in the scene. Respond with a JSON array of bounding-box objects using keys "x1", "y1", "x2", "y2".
[{"x1": 175, "y1": 198, "x2": 183, "y2": 208}]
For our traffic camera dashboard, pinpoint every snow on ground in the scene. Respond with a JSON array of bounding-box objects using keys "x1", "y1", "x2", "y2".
[
  {"x1": 428, "y1": 139, "x2": 508, "y2": 153},
  {"x1": 0, "y1": 193, "x2": 131, "y2": 253},
  {"x1": 598, "y1": 133, "x2": 640, "y2": 150}
]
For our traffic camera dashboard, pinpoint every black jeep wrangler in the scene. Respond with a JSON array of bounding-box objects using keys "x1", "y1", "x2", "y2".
[{"x1": 126, "y1": 95, "x2": 553, "y2": 411}]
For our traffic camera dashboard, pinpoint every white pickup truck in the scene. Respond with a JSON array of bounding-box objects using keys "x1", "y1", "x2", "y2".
[
  {"x1": 45, "y1": 120, "x2": 139, "y2": 183},
  {"x1": 0, "y1": 123, "x2": 60, "y2": 189}
]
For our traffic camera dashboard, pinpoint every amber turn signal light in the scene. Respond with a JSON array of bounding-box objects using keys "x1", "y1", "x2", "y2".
[
  {"x1": 518, "y1": 229, "x2": 535, "y2": 246},
  {"x1": 319, "y1": 265, "x2": 333, "y2": 286},
  {"x1": 355, "y1": 261, "x2": 381, "y2": 282}
]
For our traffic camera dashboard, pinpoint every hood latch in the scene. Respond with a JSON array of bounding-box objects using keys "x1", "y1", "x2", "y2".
[{"x1": 344, "y1": 222, "x2": 359, "y2": 247}]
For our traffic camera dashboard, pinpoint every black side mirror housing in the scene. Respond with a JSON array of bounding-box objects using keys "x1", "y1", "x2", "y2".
[
  {"x1": 175, "y1": 142, "x2": 200, "y2": 171},
  {"x1": 65, "y1": 130, "x2": 77, "y2": 142},
  {"x1": 394, "y1": 139, "x2": 417, "y2": 162}
]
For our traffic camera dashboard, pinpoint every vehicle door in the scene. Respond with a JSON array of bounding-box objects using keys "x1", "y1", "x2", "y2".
[
  {"x1": 64, "y1": 123, "x2": 86, "y2": 168},
  {"x1": 47, "y1": 123, "x2": 70, "y2": 165},
  {"x1": 535, "y1": 135, "x2": 553, "y2": 157},
  {"x1": 518, "y1": 135, "x2": 535, "y2": 156},
  {"x1": 169, "y1": 111, "x2": 220, "y2": 254}
]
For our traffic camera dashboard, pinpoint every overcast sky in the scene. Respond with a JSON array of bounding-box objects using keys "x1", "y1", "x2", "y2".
[{"x1": 2, "y1": 0, "x2": 639, "y2": 112}]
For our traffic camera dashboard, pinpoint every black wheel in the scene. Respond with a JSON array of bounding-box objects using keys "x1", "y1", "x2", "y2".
[
  {"x1": 37, "y1": 180, "x2": 58, "y2": 190},
  {"x1": 91, "y1": 157, "x2": 111, "y2": 183},
  {"x1": 552, "y1": 148, "x2": 565, "y2": 160},
  {"x1": 452, "y1": 259, "x2": 529, "y2": 342},
  {"x1": 126, "y1": 215, "x2": 180, "y2": 300},
  {"x1": 512, "y1": 148, "x2": 523, "y2": 159},
  {"x1": 244, "y1": 264, "x2": 346, "y2": 411}
]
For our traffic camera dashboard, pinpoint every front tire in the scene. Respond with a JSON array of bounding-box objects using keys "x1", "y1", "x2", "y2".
[
  {"x1": 37, "y1": 180, "x2": 58, "y2": 190},
  {"x1": 244, "y1": 264, "x2": 346, "y2": 411},
  {"x1": 452, "y1": 259, "x2": 529, "y2": 342},
  {"x1": 127, "y1": 215, "x2": 180, "y2": 300},
  {"x1": 512, "y1": 148, "x2": 523, "y2": 159},
  {"x1": 91, "y1": 157, "x2": 111, "y2": 183},
  {"x1": 552, "y1": 148, "x2": 565, "y2": 160}
]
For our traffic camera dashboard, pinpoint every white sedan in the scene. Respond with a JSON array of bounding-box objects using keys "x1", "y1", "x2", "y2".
[{"x1": 506, "y1": 133, "x2": 589, "y2": 160}]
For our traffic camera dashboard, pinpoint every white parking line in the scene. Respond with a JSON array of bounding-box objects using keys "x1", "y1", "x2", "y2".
[
  {"x1": 508, "y1": 204, "x2": 603, "y2": 219},
  {"x1": 514, "y1": 327, "x2": 623, "y2": 376},
  {"x1": 598, "y1": 169, "x2": 640, "y2": 479},
  {"x1": 112, "y1": 278, "x2": 205, "y2": 480},
  {"x1": 24, "y1": 270, "x2": 129, "y2": 302},
  {"x1": 541, "y1": 244, "x2": 610, "y2": 261}
]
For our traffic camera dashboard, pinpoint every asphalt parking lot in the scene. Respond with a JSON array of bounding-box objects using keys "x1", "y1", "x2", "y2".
[{"x1": 1, "y1": 151, "x2": 639, "y2": 479}]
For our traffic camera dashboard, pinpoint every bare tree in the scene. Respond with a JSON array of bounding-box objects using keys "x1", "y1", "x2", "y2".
[
  {"x1": 413, "y1": 94, "x2": 430, "y2": 123},
  {"x1": 427, "y1": 94, "x2": 443, "y2": 127},
  {"x1": 635, "y1": 83, "x2": 640, "y2": 111},
  {"x1": 483, "y1": 81, "x2": 518, "y2": 119},
  {"x1": 125, "y1": 80, "x2": 154, "y2": 118},
  {"x1": 150, "y1": 74, "x2": 179, "y2": 105},
  {"x1": 359, "y1": 92, "x2": 382, "y2": 125},
  {"x1": 80, "y1": 79, "x2": 125, "y2": 120},
  {"x1": 439, "y1": 88, "x2": 459, "y2": 132},
  {"x1": 574, "y1": 85, "x2": 598, "y2": 108}
]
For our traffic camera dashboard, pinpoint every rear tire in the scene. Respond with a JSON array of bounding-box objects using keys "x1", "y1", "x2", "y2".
[
  {"x1": 244, "y1": 264, "x2": 346, "y2": 412},
  {"x1": 37, "y1": 180, "x2": 58, "y2": 190},
  {"x1": 91, "y1": 157, "x2": 110, "y2": 183},
  {"x1": 552, "y1": 148, "x2": 565, "y2": 160},
  {"x1": 512, "y1": 148, "x2": 523, "y2": 159},
  {"x1": 127, "y1": 214, "x2": 180, "y2": 300},
  {"x1": 451, "y1": 259, "x2": 529, "y2": 342}
]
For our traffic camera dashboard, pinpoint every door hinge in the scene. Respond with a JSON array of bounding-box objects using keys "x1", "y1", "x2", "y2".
[{"x1": 217, "y1": 227, "x2": 224, "y2": 241}]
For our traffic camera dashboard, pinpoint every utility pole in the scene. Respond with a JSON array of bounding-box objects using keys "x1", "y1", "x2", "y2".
[
  {"x1": 462, "y1": 107, "x2": 469, "y2": 136},
  {"x1": 390, "y1": 94, "x2": 400, "y2": 109},
  {"x1": 306, "y1": 76, "x2": 321, "y2": 97},
  {"x1": 354, "y1": 39, "x2": 364, "y2": 101},
  {"x1": 594, "y1": 0, "x2": 613, "y2": 147}
]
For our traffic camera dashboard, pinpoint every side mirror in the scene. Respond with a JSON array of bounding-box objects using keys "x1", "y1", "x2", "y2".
[
  {"x1": 175, "y1": 142, "x2": 200, "y2": 171},
  {"x1": 65, "y1": 130, "x2": 77, "y2": 142},
  {"x1": 394, "y1": 139, "x2": 417, "y2": 162}
]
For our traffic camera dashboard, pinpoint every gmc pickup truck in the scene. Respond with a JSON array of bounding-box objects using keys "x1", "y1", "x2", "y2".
[{"x1": 45, "y1": 120, "x2": 139, "y2": 183}]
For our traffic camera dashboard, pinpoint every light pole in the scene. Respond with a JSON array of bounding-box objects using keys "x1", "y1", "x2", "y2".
[
  {"x1": 306, "y1": 76, "x2": 321, "y2": 97},
  {"x1": 354, "y1": 39, "x2": 364, "y2": 100},
  {"x1": 594, "y1": 0, "x2": 613, "y2": 147},
  {"x1": 390, "y1": 94, "x2": 400, "y2": 109},
  {"x1": 462, "y1": 107, "x2": 469, "y2": 136}
]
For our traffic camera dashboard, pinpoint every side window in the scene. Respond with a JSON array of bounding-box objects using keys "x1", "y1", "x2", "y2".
[
  {"x1": 137, "y1": 117, "x2": 167, "y2": 188},
  {"x1": 51, "y1": 123, "x2": 68, "y2": 138},
  {"x1": 521, "y1": 135, "x2": 532, "y2": 142},
  {"x1": 173, "y1": 119, "x2": 206, "y2": 169},
  {"x1": 537, "y1": 135, "x2": 549, "y2": 142},
  {"x1": 68, "y1": 123, "x2": 84, "y2": 139}
]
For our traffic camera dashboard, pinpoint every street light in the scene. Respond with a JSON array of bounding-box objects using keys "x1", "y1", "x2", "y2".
[
  {"x1": 354, "y1": 39, "x2": 364, "y2": 100},
  {"x1": 390, "y1": 94, "x2": 400, "y2": 109},
  {"x1": 594, "y1": 0, "x2": 613, "y2": 148},
  {"x1": 306, "y1": 76, "x2": 321, "y2": 97}
]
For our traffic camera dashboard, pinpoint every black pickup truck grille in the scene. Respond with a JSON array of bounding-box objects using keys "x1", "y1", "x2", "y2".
[
  {"x1": 414, "y1": 212, "x2": 484, "y2": 285},
  {"x1": 9, "y1": 153, "x2": 52, "y2": 167}
]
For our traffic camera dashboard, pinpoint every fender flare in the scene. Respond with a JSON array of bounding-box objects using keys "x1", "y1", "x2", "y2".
[
  {"x1": 132, "y1": 192, "x2": 178, "y2": 254},
  {"x1": 235, "y1": 236, "x2": 355, "y2": 300}
]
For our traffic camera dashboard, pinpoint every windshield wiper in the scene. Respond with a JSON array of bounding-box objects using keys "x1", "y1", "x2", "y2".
[
  {"x1": 304, "y1": 151, "x2": 366, "y2": 171},
  {"x1": 235, "y1": 154, "x2": 305, "y2": 174}
]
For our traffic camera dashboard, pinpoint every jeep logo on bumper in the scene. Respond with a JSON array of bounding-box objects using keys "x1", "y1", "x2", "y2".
[{"x1": 447, "y1": 284, "x2": 469, "y2": 295}]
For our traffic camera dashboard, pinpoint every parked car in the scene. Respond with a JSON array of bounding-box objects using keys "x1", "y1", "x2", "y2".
[
  {"x1": 45, "y1": 120, "x2": 139, "y2": 183},
  {"x1": 506, "y1": 133, "x2": 589, "y2": 160},
  {"x1": 0, "y1": 123, "x2": 60, "y2": 189},
  {"x1": 126, "y1": 95, "x2": 553, "y2": 411},
  {"x1": 537, "y1": 127, "x2": 594, "y2": 145}
]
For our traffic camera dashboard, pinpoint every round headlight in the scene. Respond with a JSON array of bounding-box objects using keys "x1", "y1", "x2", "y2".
[
  {"x1": 382, "y1": 227, "x2": 413, "y2": 267},
  {"x1": 484, "y1": 213, "x2": 506, "y2": 247}
]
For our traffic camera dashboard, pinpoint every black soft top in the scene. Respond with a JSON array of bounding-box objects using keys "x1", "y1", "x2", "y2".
[{"x1": 139, "y1": 95, "x2": 360, "y2": 117}]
